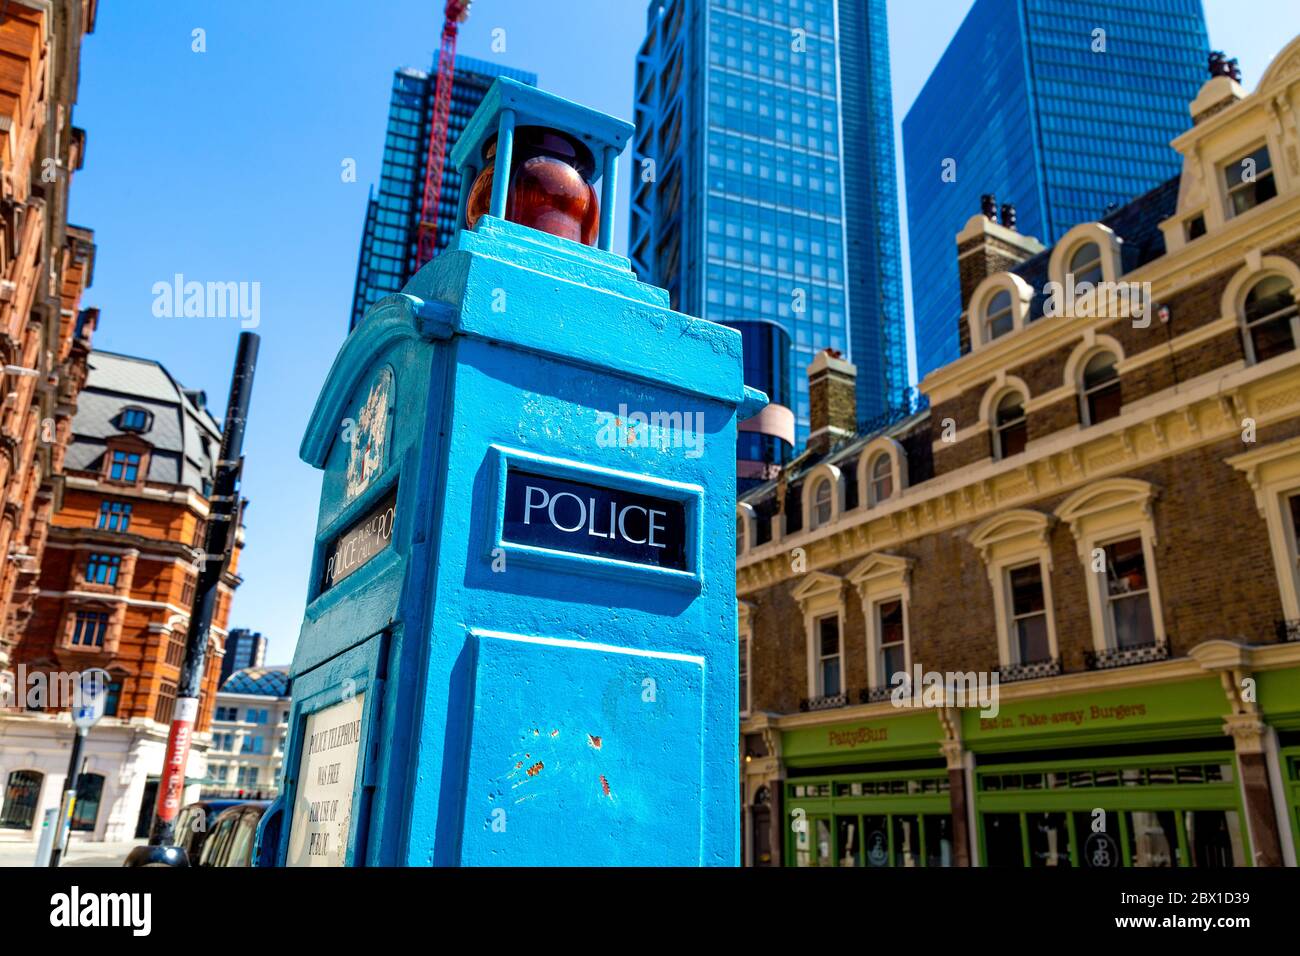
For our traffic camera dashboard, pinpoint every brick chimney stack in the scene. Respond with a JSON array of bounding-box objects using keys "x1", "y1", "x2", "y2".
[
  {"x1": 806, "y1": 348, "x2": 856, "y2": 457},
  {"x1": 955, "y1": 198, "x2": 1044, "y2": 355}
]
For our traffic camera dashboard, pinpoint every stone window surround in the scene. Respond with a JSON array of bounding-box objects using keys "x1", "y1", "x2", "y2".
[
  {"x1": 847, "y1": 552, "x2": 914, "y2": 691},
  {"x1": 102, "y1": 437, "x2": 151, "y2": 487},
  {"x1": 1054, "y1": 478, "x2": 1166, "y2": 655},
  {"x1": 738, "y1": 599, "x2": 754, "y2": 718},
  {"x1": 791, "y1": 571, "x2": 846, "y2": 700},
  {"x1": 857, "y1": 436, "x2": 908, "y2": 508},
  {"x1": 1221, "y1": 254, "x2": 1300, "y2": 367},
  {"x1": 1228, "y1": 434, "x2": 1300, "y2": 621},
  {"x1": 1063, "y1": 332, "x2": 1127, "y2": 427},
  {"x1": 965, "y1": 271, "x2": 1035, "y2": 351},
  {"x1": 59, "y1": 600, "x2": 123, "y2": 656},
  {"x1": 800, "y1": 461, "x2": 844, "y2": 532},
  {"x1": 968, "y1": 510, "x2": 1060, "y2": 667},
  {"x1": 736, "y1": 501, "x2": 756, "y2": 557},
  {"x1": 980, "y1": 374, "x2": 1030, "y2": 460},
  {"x1": 1046, "y1": 222, "x2": 1125, "y2": 304}
]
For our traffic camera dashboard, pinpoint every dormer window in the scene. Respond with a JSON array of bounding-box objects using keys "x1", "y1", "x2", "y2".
[
  {"x1": 1069, "y1": 242, "x2": 1103, "y2": 289},
  {"x1": 984, "y1": 290, "x2": 1014, "y2": 341},
  {"x1": 117, "y1": 407, "x2": 152, "y2": 433},
  {"x1": 1243, "y1": 275, "x2": 1298, "y2": 363},
  {"x1": 1225, "y1": 145, "x2": 1276, "y2": 218},
  {"x1": 812, "y1": 478, "x2": 832, "y2": 529},
  {"x1": 109, "y1": 449, "x2": 141, "y2": 483},
  {"x1": 994, "y1": 393, "x2": 1027, "y2": 460},
  {"x1": 1185, "y1": 215, "x2": 1206, "y2": 242},
  {"x1": 869, "y1": 453, "x2": 893, "y2": 505}
]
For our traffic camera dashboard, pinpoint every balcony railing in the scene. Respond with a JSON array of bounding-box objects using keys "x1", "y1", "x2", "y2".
[
  {"x1": 1275, "y1": 619, "x2": 1300, "y2": 643},
  {"x1": 799, "y1": 692, "x2": 848, "y2": 712},
  {"x1": 996, "y1": 657, "x2": 1061, "y2": 683},
  {"x1": 1083, "y1": 641, "x2": 1169, "y2": 670},
  {"x1": 858, "y1": 685, "x2": 894, "y2": 704}
]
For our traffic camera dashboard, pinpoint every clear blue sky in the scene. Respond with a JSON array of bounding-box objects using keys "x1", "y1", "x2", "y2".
[{"x1": 69, "y1": 1, "x2": 1300, "y2": 663}]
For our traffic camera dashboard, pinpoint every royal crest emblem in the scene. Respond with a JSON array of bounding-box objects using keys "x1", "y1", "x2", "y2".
[{"x1": 345, "y1": 367, "x2": 392, "y2": 502}]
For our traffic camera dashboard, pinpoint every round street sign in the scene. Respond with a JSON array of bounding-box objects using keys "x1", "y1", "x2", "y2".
[{"x1": 72, "y1": 668, "x2": 112, "y2": 731}]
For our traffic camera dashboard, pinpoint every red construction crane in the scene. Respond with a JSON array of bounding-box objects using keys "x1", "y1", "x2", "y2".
[{"x1": 417, "y1": 0, "x2": 474, "y2": 266}]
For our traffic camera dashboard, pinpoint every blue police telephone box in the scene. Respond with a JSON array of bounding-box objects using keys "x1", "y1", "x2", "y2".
[{"x1": 259, "y1": 79, "x2": 764, "y2": 866}]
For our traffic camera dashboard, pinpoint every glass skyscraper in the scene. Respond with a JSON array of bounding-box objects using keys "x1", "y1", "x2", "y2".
[
  {"x1": 631, "y1": 0, "x2": 907, "y2": 447},
  {"x1": 350, "y1": 56, "x2": 538, "y2": 330},
  {"x1": 904, "y1": 0, "x2": 1209, "y2": 379}
]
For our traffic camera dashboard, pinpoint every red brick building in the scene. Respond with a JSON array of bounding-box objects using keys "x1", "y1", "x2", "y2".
[
  {"x1": 738, "y1": 46, "x2": 1300, "y2": 868},
  {"x1": 0, "y1": 350, "x2": 244, "y2": 842},
  {"x1": 0, "y1": 0, "x2": 99, "y2": 653}
]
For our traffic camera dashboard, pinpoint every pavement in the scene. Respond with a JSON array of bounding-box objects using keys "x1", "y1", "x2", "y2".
[{"x1": 0, "y1": 838, "x2": 144, "y2": 867}]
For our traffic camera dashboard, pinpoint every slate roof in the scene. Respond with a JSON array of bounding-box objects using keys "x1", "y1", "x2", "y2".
[
  {"x1": 1013, "y1": 176, "x2": 1180, "y2": 322},
  {"x1": 66, "y1": 350, "x2": 223, "y2": 493}
]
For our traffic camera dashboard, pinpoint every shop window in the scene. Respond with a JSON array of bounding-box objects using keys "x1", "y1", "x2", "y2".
[
  {"x1": 925, "y1": 815, "x2": 954, "y2": 867},
  {"x1": 97, "y1": 500, "x2": 133, "y2": 532},
  {"x1": 1224, "y1": 144, "x2": 1276, "y2": 217},
  {"x1": 0, "y1": 770, "x2": 43, "y2": 829},
  {"x1": 994, "y1": 392, "x2": 1027, "y2": 459},
  {"x1": 1008, "y1": 563, "x2": 1051, "y2": 663},
  {"x1": 108, "y1": 449, "x2": 142, "y2": 483},
  {"x1": 85, "y1": 553, "x2": 120, "y2": 586},
  {"x1": 1028, "y1": 812, "x2": 1071, "y2": 867},
  {"x1": 1075, "y1": 811, "x2": 1122, "y2": 868},
  {"x1": 70, "y1": 774, "x2": 105, "y2": 832},
  {"x1": 983, "y1": 813, "x2": 1025, "y2": 867},
  {"x1": 1102, "y1": 537, "x2": 1156, "y2": 648},
  {"x1": 1242, "y1": 274, "x2": 1298, "y2": 364},
  {"x1": 892, "y1": 815, "x2": 921, "y2": 867},
  {"x1": 71, "y1": 611, "x2": 110, "y2": 648},
  {"x1": 1126, "y1": 810, "x2": 1179, "y2": 867},
  {"x1": 1081, "y1": 351, "x2": 1121, "y2": 426},
  {"x1": 1185, "y1": 810, "x2": 1245, "y2": 867},
  {"x1": 837, "y1": 816, "x2": 860, "y2": 867}
]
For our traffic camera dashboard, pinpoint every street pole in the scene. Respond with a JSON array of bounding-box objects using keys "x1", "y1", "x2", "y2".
[
  {"x1": 149, "y1": 332, "x2": 259, "y2": 846},
  {"x1": 48, "y1": 727, "x2": 87, "y2": 867}
]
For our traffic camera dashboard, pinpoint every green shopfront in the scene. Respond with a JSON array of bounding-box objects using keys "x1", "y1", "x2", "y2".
[{"x1": 775, "y1": 668, "x2": 1300, "y2": 867}]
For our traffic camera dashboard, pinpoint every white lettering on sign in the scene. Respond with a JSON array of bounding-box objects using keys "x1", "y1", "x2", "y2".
[
  {"x1": 286, "y1": 693, "x2": 365, "y2": 867},
  {"x1": 523, "y1": 484, "x2": 668, "y2": 549}
]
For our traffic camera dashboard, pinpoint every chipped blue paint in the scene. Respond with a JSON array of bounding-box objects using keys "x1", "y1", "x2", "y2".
[{"x1": 261, "y1": 79, "x2": 764, "y2": 867}]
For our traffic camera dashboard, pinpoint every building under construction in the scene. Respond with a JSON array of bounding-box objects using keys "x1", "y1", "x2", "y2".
[{"x1": 348, "y1": 55, "x2": 537, "y2": 330}]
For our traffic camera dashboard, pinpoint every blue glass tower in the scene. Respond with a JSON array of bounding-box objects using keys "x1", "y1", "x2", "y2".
[
  {"x1": 631, "y1": 0, "x2": 907, "y2": 447},
  {"x1": 904, "y1": 0, "x2": 1209, "y2": 379},
  {"x1": 349, "y1": 56, "x2": 538, "y2": 330}
]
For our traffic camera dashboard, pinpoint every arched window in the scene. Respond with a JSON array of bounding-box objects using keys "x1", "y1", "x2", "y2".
[
  {"x1": 869, "y1": 454, "x2": 893, "y2": 505},
  {"x1": 1081, "y1": 352, "x2": 1121, "y2": 426},
  {"x1": 984, "y1": 289, "x2": 1014, "y2": 341},
  {"x1": 812, "y1": 479, "x2": 832, "y2": 529},
  {"x1": 994, "y1": 393, "x2": 1027, "y2": 460},
  {"x1": 0, "y1": 770, "x2": 43, "y2": 830},
  {"x1": 1243, "y1": 275, "x2": 1298, "y2": 364},
  {"x1": 1070, "y1": 242, "x2": 1103, "y2": 288},
  {"x1": 70, "y1": 773, "x2": 105, "y2": 832}
]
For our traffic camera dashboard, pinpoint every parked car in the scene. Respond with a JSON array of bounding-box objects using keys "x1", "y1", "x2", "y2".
[
  {"x1": 123, "y1": 800, "x2": 269, "y2": 868},
  {"x1": 195, "y1": 802, "x2": 269, "y2": 867}
]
